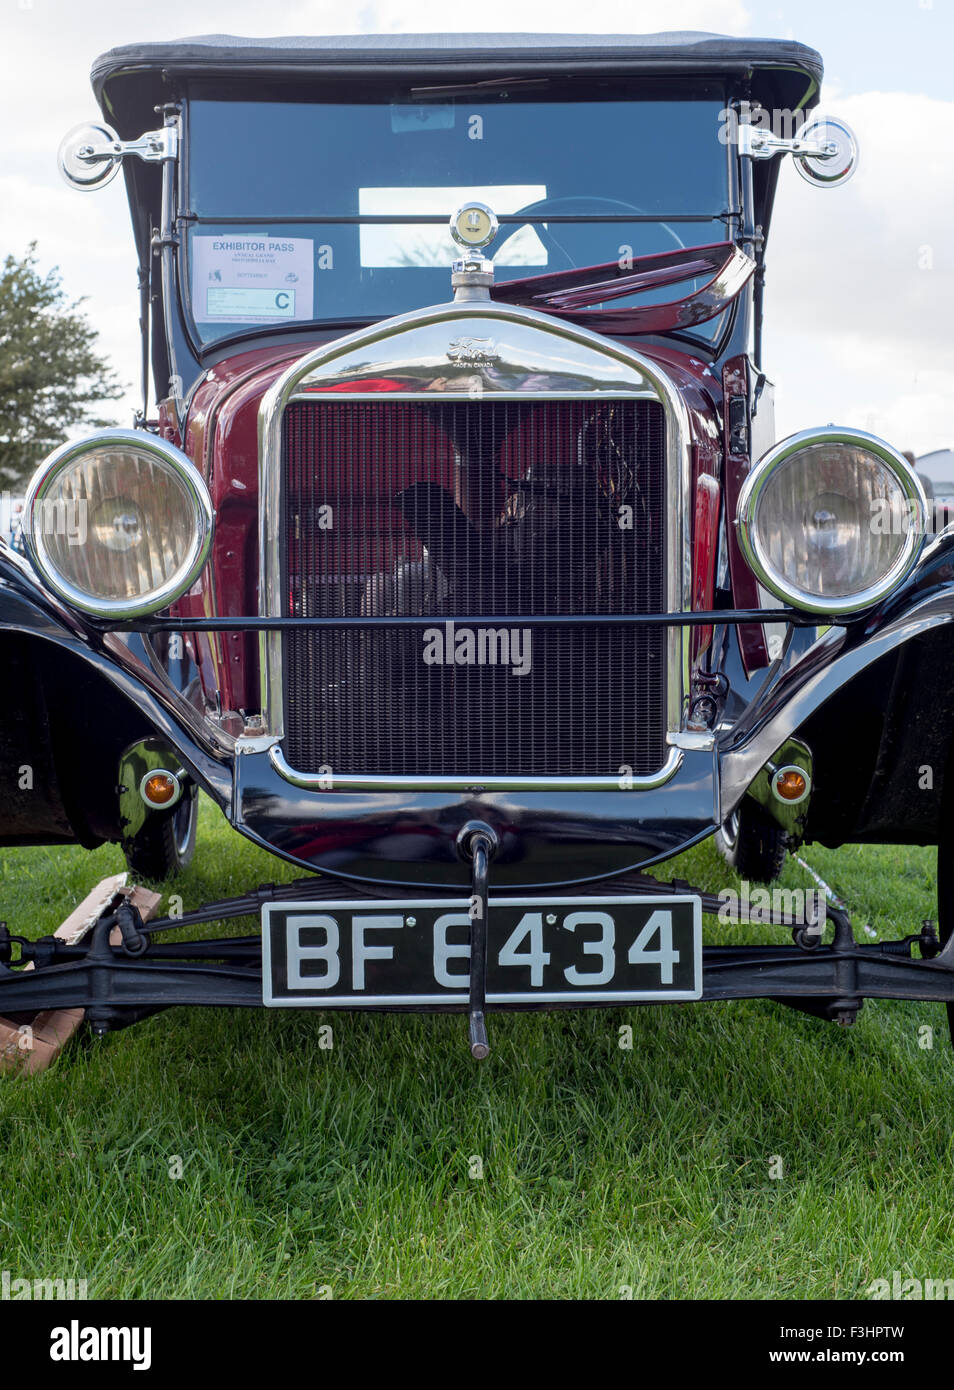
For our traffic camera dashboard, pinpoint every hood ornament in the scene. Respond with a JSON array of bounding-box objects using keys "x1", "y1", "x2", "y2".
[{"x1": 449, "y1": 201, "x2": 498, "y2": 301}]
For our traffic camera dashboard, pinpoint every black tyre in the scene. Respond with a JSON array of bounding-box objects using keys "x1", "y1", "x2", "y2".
[
  {"x1": 716, "y1": 799, "x2": 788, "y2": 883},
  {"x1": 124, "y1": 786, "x2": 198, "y2": 880}
]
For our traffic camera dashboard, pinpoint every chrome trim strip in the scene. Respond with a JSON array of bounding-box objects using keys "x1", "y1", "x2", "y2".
[
  {"x1": 257, "y1": 299, "x2": 693, "y2": 791},
  {"x1": 736, "y1": 425, "x2": 928, "y2": 616},
  {"x1": 287, "y1": 389, "x2": 659, "y2": 402},
  {"x1": 268, "y1": 742, "x2": 684, "y2": 794}
]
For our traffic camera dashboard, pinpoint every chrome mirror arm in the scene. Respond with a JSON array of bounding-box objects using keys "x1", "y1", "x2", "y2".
[
  {"x1": 737, "y1": 117, "x2": 859, "y2": 188},
  {"x1": 738, "y1": 124, "x2": 837, "y2": 161},
  {"x1": 73, "y1": 126, "x2": 178, "y2": 167},
  {"x1": 58, "y1": 121, "x2": 178, "y2": 191}
]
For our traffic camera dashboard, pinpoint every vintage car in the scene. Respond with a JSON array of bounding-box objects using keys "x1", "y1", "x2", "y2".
[{"x1": 2, "y1": 31, "x2": 952, "y2": 1058}]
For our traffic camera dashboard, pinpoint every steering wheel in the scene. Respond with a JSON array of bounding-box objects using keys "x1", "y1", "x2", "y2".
[{"x1": 495, "y1": 195, "x2": 686, "y2": 271}]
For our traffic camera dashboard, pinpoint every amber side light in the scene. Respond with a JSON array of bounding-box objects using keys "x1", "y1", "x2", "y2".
[
  {"x1": 773, "y1": 768, "x2": 808, "y2": 802},
  {"x1": 141, "y1": 772, "x2": 179, "y2": 808}
]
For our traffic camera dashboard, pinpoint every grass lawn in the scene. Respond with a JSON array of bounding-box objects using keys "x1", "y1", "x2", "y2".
[{"x1": 0, "y1": 796, "x2": 952, "y2": 1300}]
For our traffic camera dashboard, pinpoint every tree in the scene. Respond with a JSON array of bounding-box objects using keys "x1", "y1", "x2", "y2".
[{"x1": 0, "y1": 244, "x2": 124, "y2": 491}]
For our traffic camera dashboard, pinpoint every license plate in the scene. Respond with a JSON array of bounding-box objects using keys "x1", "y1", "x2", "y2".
[{"x1": 262, "y1": 896, "x2": 702, "y2": 1006}]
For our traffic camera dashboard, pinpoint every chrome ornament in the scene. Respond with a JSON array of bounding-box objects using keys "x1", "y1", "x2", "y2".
[
  {"x1": 449, "y1": 201, "x2": 499, "y2": 251},
  {"x1": 447, "y1": 336, "x2": 500, "y2": 365}
]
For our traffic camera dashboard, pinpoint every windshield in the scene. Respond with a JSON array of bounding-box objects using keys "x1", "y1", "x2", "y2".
[{"x1": 183, "y1": 87, "x2": 731, "y2": 349}]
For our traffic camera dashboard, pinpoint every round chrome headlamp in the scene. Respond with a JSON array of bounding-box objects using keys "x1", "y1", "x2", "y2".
[
  {"x1": 24, "y1": 429, "x2": 213, "y2": 617},
  {"x1": 737, "y1": 427, "x2": 927, "y2": 614}
]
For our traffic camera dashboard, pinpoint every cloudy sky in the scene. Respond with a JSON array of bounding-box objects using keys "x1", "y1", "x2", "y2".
[{"x1": 2, "y1": 0, "x2": 953, "y2": 458}]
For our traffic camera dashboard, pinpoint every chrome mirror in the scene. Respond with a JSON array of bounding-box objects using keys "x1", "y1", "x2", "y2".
[
  {"x1": 793, "y1": 117, "x2": 859, "y2": 187},
  {"x1": 738, "y1": 115, "x2": 859, "y2": 189},
  {"x1": 57, "y1": 120, "x2": 178, "y2": 192},
  {"x1": 57, "y1": 121, "x2": 123, "y2": 191}
]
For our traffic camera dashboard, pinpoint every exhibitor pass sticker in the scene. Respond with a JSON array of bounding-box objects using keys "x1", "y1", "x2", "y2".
[{"x1": 191, "y1": 235, "x2": 315, "y2": 324}]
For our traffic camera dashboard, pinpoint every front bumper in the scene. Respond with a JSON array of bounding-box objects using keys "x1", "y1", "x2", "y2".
[{"x1": 233, "y1": 742, "x2": 719, "y2": 888}]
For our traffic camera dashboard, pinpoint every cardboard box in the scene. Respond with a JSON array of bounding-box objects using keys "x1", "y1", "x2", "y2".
[{"x1": 0, "y1": 875, "x2": 162, "y2": 1074}]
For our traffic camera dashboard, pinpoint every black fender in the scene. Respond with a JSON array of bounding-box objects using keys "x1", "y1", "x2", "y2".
[
  {"x1": 719, "y1": 530, "x2": 954, "y2": 847},
  {"x1": 0, "y1": 546, "x2": 230, "y2": 847}
]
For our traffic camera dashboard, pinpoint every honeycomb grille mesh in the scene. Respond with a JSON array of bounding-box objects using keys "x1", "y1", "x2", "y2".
[{"x1": 280, "y1": 398, "x2": 668, "y2": 777}]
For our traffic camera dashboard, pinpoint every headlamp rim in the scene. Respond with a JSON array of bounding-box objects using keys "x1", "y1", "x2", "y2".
[
  {"x1": 736, "y1": 425, "x2": 927, "y2": 616},
  {"x1": 24, "y1": 427, "x2": 214, "y2": 618}
]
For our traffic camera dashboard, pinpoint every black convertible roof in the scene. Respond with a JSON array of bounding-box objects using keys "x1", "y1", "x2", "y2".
[{"x1": 92, "y1": 31, "x2": 823, "y2": 122}]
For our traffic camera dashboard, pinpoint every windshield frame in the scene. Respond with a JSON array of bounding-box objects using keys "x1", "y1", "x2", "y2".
[{"x1": 173, "y1": 76, "x2": 745, "y2": 362}]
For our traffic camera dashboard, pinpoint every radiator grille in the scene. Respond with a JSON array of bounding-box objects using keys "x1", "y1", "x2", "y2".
[{"x1": 280, "y1": 398, "x2": 668, "y2": 778}]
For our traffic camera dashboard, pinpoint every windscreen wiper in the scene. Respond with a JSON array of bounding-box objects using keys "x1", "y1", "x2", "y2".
[{"x1": 408, "y1": 77, "x2": 550, "y2": 97}]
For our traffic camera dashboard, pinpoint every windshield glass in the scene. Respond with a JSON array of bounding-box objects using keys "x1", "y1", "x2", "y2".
[{"x1": 184, "y1": 87, "x2": 731, "y2": 348}]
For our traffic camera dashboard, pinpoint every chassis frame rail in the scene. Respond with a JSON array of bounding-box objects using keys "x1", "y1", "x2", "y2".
[{"x1": 0, "y1": 874, "x2": 951, "y2": 1040}]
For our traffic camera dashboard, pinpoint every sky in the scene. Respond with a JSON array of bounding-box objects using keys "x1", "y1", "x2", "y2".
[{"x1": 2, "y1": 0, "x2": 953, "y2": 462}]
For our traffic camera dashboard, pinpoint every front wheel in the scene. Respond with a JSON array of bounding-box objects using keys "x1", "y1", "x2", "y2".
[
  {"x1": 716, "y1": 800, "x2": 788, "y2": 884},
  {"x1": 124, "y1": 786, "x2": 198, "y2": 881}
]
